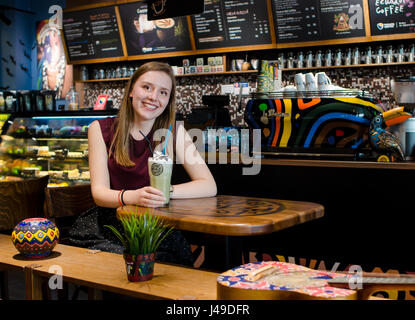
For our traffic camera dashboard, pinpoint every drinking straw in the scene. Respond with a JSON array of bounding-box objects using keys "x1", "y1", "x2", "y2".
[
  {"x1": 139, "y1": 130, "x2": 153, "y2": 155},
  {"x1": 163, "y1": 124, "x2": 172, "y2": 155}
]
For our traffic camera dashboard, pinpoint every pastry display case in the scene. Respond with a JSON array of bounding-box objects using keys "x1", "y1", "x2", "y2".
[{"x1": 0, "y1": 111, "x2": 117, "y2": 186}]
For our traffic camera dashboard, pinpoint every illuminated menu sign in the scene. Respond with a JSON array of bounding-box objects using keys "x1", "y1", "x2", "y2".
[
  {"x1": 118, "y1": 1, "x2": 192, "y2": 56},
  {"x1": 369, "y1": 0, "x2": 415, "y2": 36},
  {"x1": 62, "y1": 6, "x2": 124, "y2": 61},
  {"x1": 272, "y1": 0, "x2": 366, "y2": 43},
  {"x1": 191, "y1": 0, "x2": 272, "y2": 50}
]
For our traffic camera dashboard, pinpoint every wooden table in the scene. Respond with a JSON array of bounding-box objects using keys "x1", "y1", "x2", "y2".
[
  {"x1": 0, "y1": 234, "x2": 218, "y2": 300},
  {"x1": 117, "y1": 195, "x2": 324, "y2": 271}
]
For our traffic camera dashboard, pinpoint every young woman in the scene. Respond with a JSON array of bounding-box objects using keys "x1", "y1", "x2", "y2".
[{"x1": 69, "y1": 61, "x2": 216, "y2": 266}]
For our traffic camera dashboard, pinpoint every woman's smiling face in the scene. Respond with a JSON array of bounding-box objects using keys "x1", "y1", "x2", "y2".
[{"x1": 129, "y1": 70, "x2": 172, "y2": 122}]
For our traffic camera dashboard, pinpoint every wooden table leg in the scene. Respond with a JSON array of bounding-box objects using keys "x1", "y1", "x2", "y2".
[
  {"x1": 202, "y1": 235, "x2": 243, "y2": 271},
  {"x1": 88, "y1": 287, "x2": 102, "y2": 300},
  {"x1": 24, "y1": 267, "x2": 43, "y2": 300},
  {"x1": 0, "y1": 270, "x2": 9, "y2": 300}
]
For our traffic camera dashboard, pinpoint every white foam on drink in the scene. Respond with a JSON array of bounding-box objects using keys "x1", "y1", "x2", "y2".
[{"x1": 150, "y1": 151, "x2": 172, "y2": 163}]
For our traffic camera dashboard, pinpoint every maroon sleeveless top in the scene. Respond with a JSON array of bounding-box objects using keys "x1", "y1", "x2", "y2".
[{"x1": 97, "y1": 117, "x2": 152, "y2": 190}]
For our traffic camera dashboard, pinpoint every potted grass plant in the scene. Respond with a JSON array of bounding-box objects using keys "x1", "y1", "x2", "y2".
[{"x1": 105, "y1": 209, "x2": 173, "y2": 282}]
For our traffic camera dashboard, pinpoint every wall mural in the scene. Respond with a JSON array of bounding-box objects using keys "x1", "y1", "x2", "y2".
[{"x1": 36, "y1": 18, "x2": 72, "y2": 99}]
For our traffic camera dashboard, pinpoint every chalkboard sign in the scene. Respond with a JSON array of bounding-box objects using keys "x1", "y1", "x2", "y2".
[
  {"x1": 190, "y1": 0, "x2": 272, "y2": 50},
  {"x1": 272, "y1": 0, "x2": 365, "y2": 43},
  {"x1": 118, "y1": 1, "x2": 192, "y2": 56},
  {"x1": 369, "y1": 0, "x2": 415, "y2": 36},
  {"x1": 147, "y1": 0, "x2": 204, "y2": 20},
  {"x1": 62, "y1": 6, "x2": 125, "y2": 62}
]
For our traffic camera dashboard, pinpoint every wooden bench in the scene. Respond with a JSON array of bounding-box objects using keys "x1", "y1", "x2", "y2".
[
  {"x1": 0, "y1": 234, "x2": 218, "y2": 300},
  {"x1": 0, "y1": 235, "x2": 393, "y2": 300}
]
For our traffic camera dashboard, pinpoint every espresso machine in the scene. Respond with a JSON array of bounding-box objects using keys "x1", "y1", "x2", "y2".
[{"x1": 390, "y1": 76, "x2": 415, "y2": 160}]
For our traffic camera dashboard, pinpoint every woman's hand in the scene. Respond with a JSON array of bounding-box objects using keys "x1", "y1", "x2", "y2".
[{"x1": 126, "y1": 186, "x2": 166, "y2": 207}]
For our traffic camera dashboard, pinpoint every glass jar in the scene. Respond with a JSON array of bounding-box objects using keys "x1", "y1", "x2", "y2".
[{"x1": 65, "y1": 86, "x2": 79, "y2": 111}]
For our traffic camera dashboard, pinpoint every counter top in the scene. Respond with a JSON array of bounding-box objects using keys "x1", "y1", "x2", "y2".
[
  {"x1": 202, "y1": 153, "x2": 415, "y2": 170},
  {"x1": 258, "y1": 158, "x2": 415, "y2": 170}
]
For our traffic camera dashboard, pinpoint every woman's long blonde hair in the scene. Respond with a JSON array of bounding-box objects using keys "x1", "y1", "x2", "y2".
[{"x1": 109, "y1": 61, "x2": 176, "y2": 167}]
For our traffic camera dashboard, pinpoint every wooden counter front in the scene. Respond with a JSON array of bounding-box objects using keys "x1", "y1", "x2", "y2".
[{"x1": 117, "y1": 195, "x2": 324, "y2": 237}]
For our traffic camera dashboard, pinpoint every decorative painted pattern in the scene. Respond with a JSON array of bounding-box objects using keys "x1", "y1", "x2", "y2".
[
  {"x1": 244, "y1": 95, "x2": 395, "y2": 159},
  {"x1": 217, "y1": 261, "x2": 356, "y2": 299},
  {"x1": 11, "y1": 218, "x2": 59, "y2": 259}
]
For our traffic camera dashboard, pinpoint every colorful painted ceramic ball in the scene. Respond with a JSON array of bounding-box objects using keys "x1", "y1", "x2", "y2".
[{"x1": 11, "y1": 218, "x2": 59, "y2": 259}]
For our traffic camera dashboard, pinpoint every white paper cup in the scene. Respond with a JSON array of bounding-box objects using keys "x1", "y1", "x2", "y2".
[
  {"x1": 294, "y1": 73, "x2": 306, "y2": 91},
  {"x1": 305, "y1": 72, "x2": 317, "y2": 91},
  {"x1": 316, "y1": 72, "x2": 332, "y2": 91}
]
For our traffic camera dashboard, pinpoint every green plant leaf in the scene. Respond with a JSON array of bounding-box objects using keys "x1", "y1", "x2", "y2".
[
  {"x1": 105, "y1": 209, "x2": 174, "y2": 256},
  {"x1": 103, "y1": 224, "x2": 126, "y2": 248}
]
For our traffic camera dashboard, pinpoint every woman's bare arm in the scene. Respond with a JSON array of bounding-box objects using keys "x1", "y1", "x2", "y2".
[{"x1": 171, "y1": 124, "x2": 217, "y2": 199}]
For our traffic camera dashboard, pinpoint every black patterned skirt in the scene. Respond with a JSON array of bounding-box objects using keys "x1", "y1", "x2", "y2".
[{"x1": 68, "y1": 206, "x2": 194, "y2": 267}]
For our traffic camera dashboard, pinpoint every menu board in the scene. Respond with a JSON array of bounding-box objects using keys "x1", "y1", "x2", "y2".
[
  {"x1": 62, "y1": 6, "x2": 124, "y2": 61},
  {"x1": 118, "y1": 2, "x2": 192, "y2": 56},
  {"x1": 190, "y1": 0, "x2": 272, "y2": 50},
  {"x1": 369, "y1": 0, "x2": 415, "y2": 36},
  {"x1": 272, "y1": 0, "x2": 365, "y2": 43}
]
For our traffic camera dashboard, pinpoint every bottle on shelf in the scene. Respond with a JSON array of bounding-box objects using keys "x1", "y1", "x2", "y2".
[
  {"x1": 315, "y1": 50, "x2": 322, "y2": 67},
  {"x1": 115, "y1": 66, "x2": 122, "y2": 78},
  {"x1": 306, "y1": 51, "x2": 313, "y2": 68},
  {"x1": 409, "y1": 44, "x2": 415, "y2": 62},
  {"x1": 334, "y1": 49, "x2": 342, "y2": 66},
  {"x1": 386, "y1": 45, "x2": 394, "y2": 63},
  {"x1": 345, "y1": 48, "x2": 352, "y2": 65},
  {"x1": 352, "y1": 47, "x2": 360, "y2": 65},
  {"x1": 297, "y1": 51, "x2": 304, "y2": 68},
  {"x1": 325, "y1": 49, "x2": 333, "y2": 67},
  {"x1": 65, "y1": 86, "x2": 79, "y2": 111},
  {"x1": 278, "y1": 53, "x2": 285, "y2": 69},
  {"x1": 365, "y1": 46, "x2": 372, "y2": 64},
  {"x1": 287, "y1": 52, "x2": 294, "y2": 69},
  {"x1": 80, "y1": 65, "x2": 88, "y2": 81},
  {"x1": 375, "y1": 46, "x2": 383, "y2": 64},
  {"x1": 397, "y1": 44, "x2": 405, "y2": 63}
]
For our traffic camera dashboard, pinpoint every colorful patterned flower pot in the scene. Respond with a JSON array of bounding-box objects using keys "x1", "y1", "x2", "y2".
[
  {"x1": 11, "y1": 218, "x2": 59, "y2": 259},
  {"x1": 124, "y1": 253, "x2": 155, "y2": 282}
]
